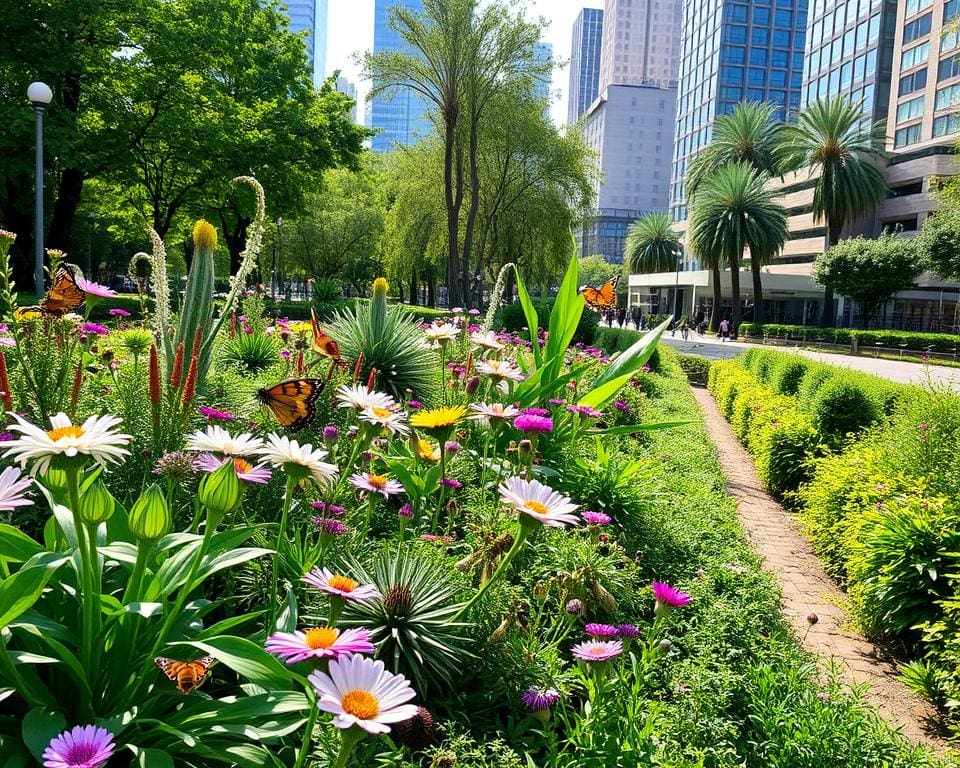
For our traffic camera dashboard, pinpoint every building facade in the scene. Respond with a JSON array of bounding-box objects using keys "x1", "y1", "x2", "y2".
[
  {"x1": 370, "y1": 0, "x2": 432, "y2": 152},
  {"x1": 335, "y1": 76, "x2": 358, "y2": 124},
  {"x1": 568, "y1": 8, "x2": 604, "y2": 123},
  {"x1": 283, "y1": 0, "x2": 321, "y2": 84},
  {"x1": 315, "y1": 0, "x2": 328, "y2": 85},
  {"x1": 598, "y1": 0, "x2": 683, "y2": 91},
  {"x1": 533, "y1": 42, "x2": 554, "y2": 106}
]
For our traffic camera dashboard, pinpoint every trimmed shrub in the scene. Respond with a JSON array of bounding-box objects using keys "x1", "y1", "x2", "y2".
[
  {"x1": 752, "y1": 414, "x2": 821, "y2": 499},
  {"x1": 676, "y1": 353, "x2": 710, "y2": 385},
  {"x1": 739, "y1": 322, "x2": 960, "y2": 355},
  {"x1": 768, "y1": 356, "x2": 810, "y2": 396},
  {"x1": 796, "y1": 366, "x2": 836, "y2": 410},
  {"x1": 809, "y1": 377, "x2": 882, "y2": 442}
]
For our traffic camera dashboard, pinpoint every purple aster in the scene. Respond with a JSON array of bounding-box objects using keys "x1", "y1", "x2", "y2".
[
  {"x1": 280, "y1": 349, "x2": 291, "y2": 360},
  {"x1": 582, "y1": 511, "x2": 612, "y2": 526},
  {"x1": 584, "y1": 623, "x2": 619, "y2": 638},
  {"x1": 548, "y1": 398, "x2": 566, "y2": 406},
  {"x1": 614, "y1": 400, "x2": 631, "y2": 413},
  {"x1": 310, "y1": 501, "x2": 347, "y2": 517},
  {"x1": 571, "y1": 640, "x2": 623, "y2": 663},
  {"x1": 80, "y1": 322, "x2": 109, "y2": 337},
  {"x1": 315, "y1": 518, "x2": 349, "y2": 536},
  {"x1": 398, "y1": 503, "x2": 414, "y2": 518},
  {"x1": 521, "y1": 686, "x2": 560, "y2": 712},
  {"x1": 407, "y1": 400, "x2": 424, "y2": 410},
  {"x1": 266, "y1": 626, "x2": 374, "y2": 664},
  {"x1": 521, "y1": 407, "x2": 551, "y2": 417},
  {"x1": 617, "y1": 624, "x2": 640, "y2": 639},
  {"x1": 198, "y1": 405, "x2": 235, "y2": 422},
  {"x1": 567, "y1": 404, "x2": 603, "y2": 418},
  {"x1": 108, "y1": 308, "x2": 131, "y2": 318},
  {"x1": 652, "y1": 581, "x2": 691, "y2": 618},
  {"x1": 513, "y1": 414, "x2": 553, "y2": 434},
  {"x1": 441, "y1": 478, "x2": 462, "y2": 490},
  {"x1": 42, "y1": 724, "x2": 115, "y2": 768}
]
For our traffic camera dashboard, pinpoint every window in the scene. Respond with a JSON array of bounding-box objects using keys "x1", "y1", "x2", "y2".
[
  {"x1": 868, "y1": 13, "x2": 880, "y2": 43},
  {"x1": 769, "y1": 69, "x2": 787, "y2": 87},
  {"x1": 829, "y1": 68, "x2": 841, "y2": 92},
  {"x1": 753, "y1": 6, "x2": 770, "y2": 24},
  {"x1": 894, "y1": 124, "x2": 922, "y2": 147},
  {"x1": 771, "y1": 49, "x2": 788, "y2": 68},
  {"x1": 721, "y1": 46, "x2": 746, "y2": 64},
  {"x1": 866, "y1": 49, "x2": 877, "y2": 77},
  {"x1": 901, "y1": 42, "x2": 930, "y2": 71},
  {"x1": 769, "y1": 89, "x2": 787, "y2": 104},
  {"x1": 905, "y1": 0, "x2": 933, "y2": 15},
  {"x1": 747, "y1": 87, "x2": 766, "y2": 100},
  {"x1": 944, "y1": 31, "x2": 959, "y2": 53},
  {"x1": 749, "y1": 67, "x2": 767, "y2": 85},
  {"x1": 934, "y1": 113, "x2": 960, "y2": 136},
  {"x1": 841, "y1": 61, "x2": 853, "y2": 89},
  {"x1": 947, "y1": 0, "x2": 960, "y2": 20},
  {"x1": 720, "y1": 85, "x2": 743, "y2": 99},
  {"x1": 775, "y1": 9, "x2": 793, "y2": 26},
  {"x1": 750, "y1": 48, "x2": 768, "y2": 65},
  {"x1": 897, "y1": 95, "x2": 925, "y2": 121},
  {"x1": 936, "y1": 83, "x2": 960, "y2": 109},
  {"x1": 887, "y1": 181, "x2": 924, "y2": 197},
  {"x1": 843, "y1": 29, "x2": 855, "y2": 57},
  {"x1": 727, "y1": 25, "x2": 747, "y2": 43},
  {"x1": 903, "y1": 13, "x2": 932, "y2": 44},
  {"x1": 882, "y1": 217, "x2": 919, "y2": 232},
  {"x1": 773, "y1": 29, "x2": 791, "y2": 47},
  {"x1": 720, "y1": 65, "x2": 744, "y2": 84},
  {"x1": 854, "y1": 53, "x2": 867, "y2": 83},
  {"x1": 752, "y1": 27, "x2": 770, "y2": 45},
  {"x1": 939, "y1": 55, "x2": 960, "y2": 80},
  {"x1": 899, "y1": 68, "x2": 927, "y2": 95},
  {"x1": 793, "y1": 52, "x2": 804, "y2": 70}
]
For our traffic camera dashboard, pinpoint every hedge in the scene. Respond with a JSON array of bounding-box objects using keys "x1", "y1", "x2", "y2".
[
  {"x1": 739, "y1": 322, "x2": 960, "y2": 355},
  {"x1": 592, "y1": 327, "x2": 661, "y2": 371}
]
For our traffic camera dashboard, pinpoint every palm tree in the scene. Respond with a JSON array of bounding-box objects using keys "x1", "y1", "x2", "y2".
[
  {"x1": 783, "y1": 97, "x2": 887, "y2": 327},
  {"x1": 687, "y1": 102, "x2": 788, "y2": 324},
  {"x1": 624, "y1": 212, "x2": 681, "y2": 318},
  {"x1": 688, "y1": 162, "x2": 788, "y2": 334}
]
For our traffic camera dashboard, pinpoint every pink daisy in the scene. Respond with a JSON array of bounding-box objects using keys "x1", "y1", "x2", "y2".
[
  {"x1": 303, "y1": 567, "x2": 381, "y2": 603},
  {"x1": 350, "y1": 472, "x2": 404, "y2": 498},
  {"x1": 266, "y1": 626, "x2": 374, "y2": 664},
  {"x1": 652, "y1": 581, "x2": 691, "y2": 618},
  {"x1": 75, "y1": 276, "x2": 117, "y2": 299},
  {"x1": 195, "y1": 453, "x2": 272, "y2": 484},
  {"x1": 571, "y1": 639, "x2": 623, "y2": 663}
]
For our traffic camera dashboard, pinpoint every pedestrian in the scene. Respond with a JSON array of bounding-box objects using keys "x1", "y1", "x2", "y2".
[
  {"x1": 680, "y1": 317, "x2": 690, "y2": 341},
  {"x1": 719, "y1": 317, "x2": 730, "y2": 342},
  {"x1": 617, "y1": 307, "x2": 627, "y2": 329},
  {"x1": 694, "y1": 308, "x2": 705, "y2": 335},
  {"x1": 631, "y1": 306, "x2": 642, "y2": 330}
]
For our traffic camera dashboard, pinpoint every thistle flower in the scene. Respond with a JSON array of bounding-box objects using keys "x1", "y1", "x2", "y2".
[
  {"x1": 584, "y1": 623, "x2": 618, "y2": 638},
  {"x1": 582, "y1": 511, "x2": 612, "y2": 526},
  {"x1": 521, "y1": 686, "x2": 560, "y2": 713},
  {"x1": 42, "y1": 724, "x2": 115, "y2": 768},
  {"x1": 565, "y1": 598, "x2": 584, "y2": 615},
  {"x1": 513, "y1": 414, "x2": 553, "y2": 434},
  {"x1": 310, "y1": 501, "x2": 347, "y2": 517},
  {"x1": 440, "y1": 478, "x2": 462, "y2": 490},
  {"x1": 398, "y1": 503, "x2": 414, "y2": 518},
  {"x1": 617, "y1": 624, "x2": 640, "y2": 639},
  {"x1": 152, "y1": 451, "x2": 199, "y2": 479},
  {"x1": 652, "y1": 581, "x2": 691, "y2": 618},
  {"x1": 303, "y1": 567, "x2": 381, "y2": 603},
  {"x1": 4, "y1": 413, "x2": 131, "y2": 474},
  {"x1": 315, "y1": 517, "x2": 349, "y2": 536},
  {"x1": 567, "y1": 404, "x2": 603, "y2": 418},
  {"x1": 322, "y1": 425, "x2": 339, "y2": 444},
  {"x1": 350, "y1": 472, "x2": 404, "y2": 498},
  {"x1": 393, "y1": 706, "x2": 437, "y2": 749},
  {"x1": 266, "y1": 626, "x2": 374, "y2": 664},
  {"x1": 571, "y1": 639, "x2": 623, "y2": 663}
]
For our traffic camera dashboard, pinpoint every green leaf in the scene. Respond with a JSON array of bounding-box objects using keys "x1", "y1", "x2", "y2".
[
  {"x1": 513, "y1": 265, "x2": 542, "y2": 367},
  {"x1": 589, "y1": 318, "x2": 669, "y2": 393},
  {"x1": 0, "y1": 553, "x2": 68, "y2": 627},
  {"x1": 276, "y1": 587, "x2": 297, "y2": 634},
  {"x1": 0, "y1": 524, "x2": 41, "y2": 563},
  {"x1": 543, "y1": 255, "x2": 584, "y2": 384},
  {"x1": 587, "y1": 421, "x2": 692, "y2": 437},
  {"x1": 170, "y1": 636, "x2": 295, "y2": 690},
  {"x1": 134, "y1": 748, "x2": 175, "y2": 768},
  {"x1": 195, "y1": 548, "x2": 273, "y2": 584},
  {"x1": 22, "y1": 708, "x2": 66, "y2": 762}
]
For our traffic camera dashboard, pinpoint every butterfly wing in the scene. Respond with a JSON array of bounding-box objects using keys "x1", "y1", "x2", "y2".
[
  {"x1": 311, "y1": 308, "x2": 341, "y2": 360},
  {"x1": 579, "y1": 275, "x2": 620, "y2": 311},
  {"x1": 256, "y1": 378, "x2": 324, "y2": 431},
  {"x1": 155, "y1": 655, "x2": 216, "y2": 695},
  {"x1": 14, "y1": 306, "x2": 43, "y2": 321},
  {"x1": 42, "y1": 266, "x2": 85, "y2": 316}
]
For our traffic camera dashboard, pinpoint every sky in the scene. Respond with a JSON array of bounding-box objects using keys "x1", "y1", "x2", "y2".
[{"x1": 326, "y1": 0, "x2": 605, "y2": 126}]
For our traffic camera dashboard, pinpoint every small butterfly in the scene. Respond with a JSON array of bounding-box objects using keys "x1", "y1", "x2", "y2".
[
  {"x1": 578, "y1": 275, "x2": 620, "y2": 311},
  {"x1": 256, "y1": 378, "x2": 324, "y2": 431},
  {"x1": 311, "y1": 308, "x2": 340, "y2": 360},
  {"x1": 155, "y1": 655, "x2": 217, "y2": 695},
  {"x1": 42, "y1": 266, "x2": 85, "y2": 316}
]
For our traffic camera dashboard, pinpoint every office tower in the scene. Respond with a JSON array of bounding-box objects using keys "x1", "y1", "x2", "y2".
[
  {"x1": 598, "y1": 0, "x2": 683, "y2": 91},
  {"x1": 315, "y1": 0, "x2": 328, "y2": 85},
  {"x1": 669, "y1": 0, "x2": 809, "y2": 226},
  {"x1": 370, "y1": 0, "x2": 431, "y2": 152},
  {"x1": 567, "y1": 8, "x2": 604, "y2": 123},
  {"x1": 579, "y1": 85, "x2": 678, "y2": 262},
  {"x1": 336, "y1": 76, "x2": 358, "y2": 124},
  {"x1": 532, "y1": 42, "x2": 553, "y2": 105},
  {"x1": 283, "y1": 0, "x2": 318, "y2": 81}
]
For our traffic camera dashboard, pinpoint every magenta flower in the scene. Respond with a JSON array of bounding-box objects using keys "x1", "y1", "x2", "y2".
[
  {"x1": 521, "y1": 407, "x2": 550, "y2": 417},
  {"x1": 468, "y1": 308, "x2": 481, "y2": 316},
  {"x1": 614, "y1": 400, "x2": 631, "y2": 413},
  {"x1": 444, "y1": 440, "x2": 461, "y2": 454},
  {"x1": 513, "y1": 414, "x2": 553, "y2": 434},
  {"x1": 0, "y1": 432, "x2": 13, "y2": 442},
  {"x1": 567, "y1": 404, "x2": 603, "y2": 418},
  {"x1": 350, "y1": 472, "x2": 404, "y2": 498},
  {"x1": 108, "y1": 308, "x2": 131, "y2": 318},
  {"x1": 398, "y1": 503, "x2": 414, "y2": 518},
  {"x1": 582, "y1": 510, "x2": 612, "y2": 526},
  {"x1": 571, "y1": 639, "x2": 623, "y2": 663},
  {"x1": 584, "y1": 623, "x2": 618, "y2": 637},
  {"x1": 322, "y1": 425, "x2": 339, "y2": 443},
  {"x1": 617, "y1": 624, "x2": 640, "y2": 639},
  {"x1": 280, "y1": 349, "x2": 291, "y2": 360},
  {"x1": 548, "y1": 398, "x2": 566, "y2": 406},
  {"x1": 76, "y1": 276, "x2": 117, "y2": 299},
  {"x1": 521, "y1": 686, "x2": 560, "y2": 712},
  {"x1": 80, "y1": 323, "x2": 109, "y2": 337},
  {"x1": 310, "y1": 501, "x2": 347, "y2": 517},
  {"x1": 652, "y1": 581, "x2": 691, "y2": 618},
  {"x1": 303, "y1": 567, "x2": 381, "y2": 603},
  {"x1": 406, "y1": 400, "x2": 424, "y2": 410},
  {"x1": 198, "y1": 405, "x2": 235, "y2": 422},
  {"x1": 266, "y1": 626, "x2": 374, "y2": 664},
  {"x1": 441, "y1": 478, "x2": 462, "y2": 490},
  {"x1": 314, "y1": 518, "x2": 349, "y2": 536},
  {"x1": 195, "y1": 453, "x2": 272, "y2": 484},
  {"x1": 42, "y1": 724, "x2": 115, "y2": 768}
]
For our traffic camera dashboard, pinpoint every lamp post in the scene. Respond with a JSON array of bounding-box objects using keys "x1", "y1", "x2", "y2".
[
  {"x1": 673, "y1": 247, "x2": 682, "y2": 322},
  {"x1": 28, "y1": 82, "x2": 53, "y2": 295}
]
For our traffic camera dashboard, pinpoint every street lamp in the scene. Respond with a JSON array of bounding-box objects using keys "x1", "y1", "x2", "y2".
[
  {"x1": 673, "y1": 247, "x2": 683, "y2": 322},
  {"x1": 28, "y1": 82, "x2": 53, "y2": 295}
]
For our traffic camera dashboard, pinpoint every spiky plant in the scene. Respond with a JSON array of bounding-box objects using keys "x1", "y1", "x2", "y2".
[
  {"x1": 339, "y1": 547, "x2": 475, "y2": 693},
  {"x1": 222, "y1": 333, "x2": 278, "y2": 373},
  {"x1": 327, "y1": 277, "x2": 436, "y2": 400}
]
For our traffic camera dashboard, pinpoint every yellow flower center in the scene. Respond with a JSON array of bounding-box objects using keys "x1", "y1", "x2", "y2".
[
  {"x1": 371, "y1": 407, "x2": 392, "y2": 419},
  {"x1": 523, "y1": 500, "x2": 549, "y2": 516},
  {"x1": 47, "y1": 426, "x2": 84, "y2": 441},
  {"x1": 341, "y1": 689, "x2": 380, "y2": 720},
  {"x1": 588, "y1": 645, "x2": 607, "y2": 656},
  {"x1": 233, "y1": 458, "x2": 252, "y2": 474},
  {"x1": 327, "y1": 575, "x2": 358, "y2": 592},
  {"x1": 367, "y1": 474, "x2": 388, "y2": 490},
  {"x1": 304, "y1": 627, "x2": 339, "y2": 649}
]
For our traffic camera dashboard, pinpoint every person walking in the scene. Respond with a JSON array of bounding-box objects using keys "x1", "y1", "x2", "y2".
[
  {"x1": 680, "y1": 317, "x2": 690, "y2": 341},
  {"x1": 719, "y1": 317, "x2": 731, "y2": 342}
]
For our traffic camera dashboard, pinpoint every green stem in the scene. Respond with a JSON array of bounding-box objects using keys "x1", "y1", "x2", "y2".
[
  {"x1": 433, "y1": 445, "x2": 447, "y2": 532},
  {"x1": 331, "y1": 727, "x2": 364, "y2": 768},
  {"x1": 450, "y1": 522, "x2": 529, "y2": 623},
  {"x1": 268, "y1": 474, "x2": 298, "y2": 635},
  {"x1": 66, "y1": 468, "x2": 97, "y2": 683},
  {"x1": 293, "y1": 690, "x2": 320, "y2": 768}
]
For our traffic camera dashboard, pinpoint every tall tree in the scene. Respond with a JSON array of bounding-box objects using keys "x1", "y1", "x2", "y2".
[
  {"x1": 783, "y1": 97, "x2": 887, "y2": 327},
  {"x1": 688, "y1": 162, "x2": 788, "y2": 333},
  {"x1": 624, "y1": 212, "x2": 679, "y2": 274},
  {"x1": 687, "y1": 102, "x2": 787, "y2": 324}
]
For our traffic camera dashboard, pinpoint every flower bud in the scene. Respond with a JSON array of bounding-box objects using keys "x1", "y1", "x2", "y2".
[
  {"x1": 198, "y1": 459, "x2": 242, "y2": 519},
  {"x1": 657, "y1": 638, "x2": 673, "y2": 653},
  {"x1": 518, "y1": 439, "x2": 533, "y2": 456},
  {"x1": 43, "y1": 468, "x2": 69, "y2": 493},
  {"x1": 465, "y1": 375, "x2": 480, "y2": 395},
  {"x1": 128, "y1": 484, "x2": 171, "y2": 541},
  {"x1": 78, "y1": 477, "x2": 115, "y2": 525},
  {"x1": 565, "y1": 598, "x2": 584, "y2": 615}
]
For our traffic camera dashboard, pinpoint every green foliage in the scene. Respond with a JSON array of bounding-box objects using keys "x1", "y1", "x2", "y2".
[
  {"x1": 767, "y1": 355, "x2": 810, "y2": 396},
  {"x1": 917, "y1": 206, "x2": 960, "y2": 282},
  {"x1": 809, "y1": 376, "x2": 882, "y2": 442},
  {"x1": 676, "y1": 353, "x2": 710, "y2": 385},
  {"x1": 222, "y1": 333, "x2": 279, "y2": 373},
  {"x1": 493, "y1": 298, "x2": 598, "y2": 346}
]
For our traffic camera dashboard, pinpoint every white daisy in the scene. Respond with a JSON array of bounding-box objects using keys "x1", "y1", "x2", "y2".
[
  {"x1": 470, "y1": 330, "x2": 505, "y2": 354},
  {"x1": 335, "y1": 384, "x2": 396, "y2": 412},
  {"x1": 423, "y1": 322, "x2": 459, "y2": 347},
  {"x1": 0, "y1": 465, "x2": 33, "y2": 510},
  {"x1": 258, "y1": 434, "x2": 338, "y2": 487},
  {"x1": 185, "y1": 425, "x2": 264, "y2": 457},
  {"x1": 308, "y1": 653, "x2": 418, "y2": 734},
  {"x1": 468, "y1": 402, "x2": 520, "y2": 424},
  {"x1": 498, "y1": 476, "x2": 579, "y2": 528},
  {"x1": 358, "y1": 405, "x2": 410, "y2": 437},
  {"x1": 4, "y1": 412, "x2": 131, "y2": 475},
  {"x1": 476, "y1": 359, "x2": 525, "y2": 383}
]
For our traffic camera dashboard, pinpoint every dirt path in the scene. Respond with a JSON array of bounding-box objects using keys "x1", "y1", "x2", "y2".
[{"x1": 691, "y1": 386, "x2": 947, "y2": 751}]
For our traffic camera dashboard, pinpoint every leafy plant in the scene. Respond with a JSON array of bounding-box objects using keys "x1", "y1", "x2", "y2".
[{"x1": 223, "y1": 332, "x2": 279, "y2": 372}]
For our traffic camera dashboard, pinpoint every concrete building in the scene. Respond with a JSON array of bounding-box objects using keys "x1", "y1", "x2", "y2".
[
  {"x1": 568, "y1": 8, "x2": 604, "y2": 124},
  {"x1": 598, "y1": 0, "x2": 683, "y2": 91},
  {"x1": 370, "y1": 0, "x2": 431, "y2": 152},
  {"x1": 579, "y1": 84, "x2": 678, "y2": 262},
  {"x1": 335, "y1": 76, "x2": 358, "y2": 124}
]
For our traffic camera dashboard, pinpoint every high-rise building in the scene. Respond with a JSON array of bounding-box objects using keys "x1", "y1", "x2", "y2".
[
  {"x1": 283, "y1": 0, "x2": 319, "y2": 82},
  {"x1": 370, "y1": 0, "x2": 431, "y2": 152},
  {"x1": 336, "y1": 76, "x2": 358, "y2": 124},
  {"x1": 669, "y1": 0, "x2": 809, "y2": 228},
  {"x1": 532, "y1": 42, "x2": 554, "y2": 106},
  {"x1": 315, "y1": 0, "x2": 328, "y2": 85},
  {"x1": 567, "y1": 8, "x2": 604, "y2": 123},
  {"x1": 598, "y1": 0, "x2": 683, "y2": 91}
]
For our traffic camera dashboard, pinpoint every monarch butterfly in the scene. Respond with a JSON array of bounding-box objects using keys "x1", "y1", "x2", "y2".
[
  {"x1": 311, "y1": 308, "x2": 340, "y2": 360},
  {"x1": 256, "y1": 378, "x2": 324, "y2": 431},
  {"x1": 42, "y1": 266, "x2": 85, "y2": 316},
  {"x1": 578, "y1": 275, "x2": 620, "y2": 311},
  {"x1": 155, "y1": 655, "x2": 217, "y2": 695}
]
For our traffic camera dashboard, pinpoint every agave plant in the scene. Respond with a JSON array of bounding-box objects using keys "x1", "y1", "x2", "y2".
[
  {"x1": 338, "y1": 547, "x2": 475, "y2": 693},
  {"x1": 326, "y1": 278, "x2": 436, "y2": 400},
  {"x1": 222, "y1": 332, "x2": 279, "y2": 373}
]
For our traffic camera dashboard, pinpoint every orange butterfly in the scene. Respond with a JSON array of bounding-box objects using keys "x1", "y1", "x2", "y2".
[
  {"x1": 155, "y1": 655, "x2": 217, "y2": 695},
  {"x1": 311, "y1": 308, "x2": 340, "y2": 360},
  {"x1": 578, "y1": 275, "x2": 620, "y2": 311},
  {"x1": 256, "y1": 378, "x2": 324, "y2": 431},
  {"x1": 41, "y1": 266, "x2": 85, "y2": 316}
]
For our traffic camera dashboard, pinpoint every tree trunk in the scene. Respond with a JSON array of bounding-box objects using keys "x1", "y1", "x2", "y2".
[
  {"x1": 751, "y1": 257, "x2": 765, "y2": 326},
  {"x1": 426, "y1": 267, "x2": 436, "y2": 308},
  {"x1": 46, "y1": 168, "x2": 85, "y2": 253},
  {"x1": 442, "y1": 113, "x2": 462, "y2": 308},
  {"x1": 409, "y1": 267, "x2": 418, "y2": 306},
  {"x1": 730, "y1": 256, "x2": 741, "y2": 334},
  {"x1": 819, "y1": 220, "x2": 842, "y2": 327},
  {"x1": 462, "y1": 115, "x2": 480, "y2": 308},
  {"x1": 710, "y1": 262, "x2": 722, "y2": 332}
]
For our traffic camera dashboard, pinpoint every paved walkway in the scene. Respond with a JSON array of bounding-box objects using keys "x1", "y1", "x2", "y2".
[
  {"x1": 692, "y1": 386, "x2": 946, "y2": 750},
  {"x1": 661, "y1": 335, "x2": 960, "y2": 391}
]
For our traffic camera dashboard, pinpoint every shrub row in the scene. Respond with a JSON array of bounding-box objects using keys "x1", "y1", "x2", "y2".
[
  {"x1": 739, "y1": 322, "x2": 960, "y2": 354},
  {"x1": 710, "y1": 349, "x2": 960, "y2": 728},
  {"x1": 676, "y1": 353, "x2": 710, "y2": 385},
  {"x1": 591, "y1": 327, "x2": 661, "y2": 371}
]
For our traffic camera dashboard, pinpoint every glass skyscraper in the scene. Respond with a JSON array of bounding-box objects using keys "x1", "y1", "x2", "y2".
[
  {"x1": 568, "y1": 8, "x2": 604, "y2": 123},
  {"x1": 283, "y1": 0, "x2": 323, "y2": 84},
  {"x1": 669, "y1": 0, "x2": 809, "y2": 226},
  {"x1": 370, "y1": 0, "x2": 431, "y2": 152}
]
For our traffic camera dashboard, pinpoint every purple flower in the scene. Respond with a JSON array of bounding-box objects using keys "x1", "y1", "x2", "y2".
[
  {"x1": 652, "y1": 581, "x2": 691, "y2": 617},
  {"x1": 614, "y1": 400, "x2": 631, "y2": 413},
  {"x1": 266, "y1": 626, "x2": 374, "y2": 664},
  {"x1": 322, "y1": 425, "x2": 340, "y2": 442},
  {"x1": 310, "y1": 501, "x2": 346, "y2": 517},
  {"x1": 584, "y1": 623, "x2": 619, "y2": 638},
  {"x1": 80, "y1": 322, "x2": 109, "y2": 337},
  {"x1": 565, "y1": 598, "x2": 584, "y2": 615},
  {"x1": 280, "y1": 349, "x2": 291, "y2": 360},
  {"x1": 444, "y1": 440, "x2": 461, "y2": 454},
  {"x1": 521, "y1": 686, "x2": 560, "y2": 712},
  {"x1": 571, "y1": 639, "x2": 623, "y2": 663},
  {"x1": 548, "y1": 398, "x2": 566, "y2": 406},
  {"x1": 617, "y1": 624, "x2": 640, "y2": 639},
  {"x1": 108, "y1": 308, "x2": 131, "y2": 318},
  {"x1": 407, "y1": 400, "x2": 424, "y2": 410},
  {"x1": 641, "y1": 364, "x2": 652, "y2": 373},
  {"x1": 315, "y1": 518, "x2": 349, "y2": 536},
  {"x1": 196, "y1": 453, "x2": 272, "y2": 484},
  {"x1": 0, "y1": 432, "x2": 12, "y2": 442},
  {"x1": 521, "y1": 407, "x2": 550, "y2": 417},
  {"x1": 398, "y1": 503, "x2": 414, "y2": 518},
  {"x1": 441, "y1": 478, "x2": 462, "y2": 490},
  {"x1": 42, "y1": 724, "x2": 115, "y2": 768},
  {"x1": 513, "y1": 414, "x2": 553, "y2": 434},
  {"x1": 919, "y1": 422, "x2": 929, "y2": 431},
  {"x1": 468, "y1": 308, "x2": 481, "y2": 316},
  {"x1": 582, "y1": 510, "x2": 612, "y2": 526},
  {"x1": 198, "y1": 406, "x2": 235, "y2": 422},
  {"x1": 566, "y1": 404, "x2": 603, "y2": 418}
]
